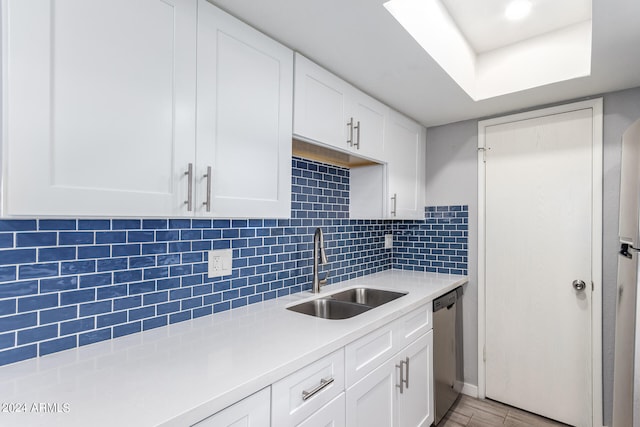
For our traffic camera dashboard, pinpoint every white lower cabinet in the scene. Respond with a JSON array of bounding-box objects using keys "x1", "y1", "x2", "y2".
[
  {"x1": 345, "y1": 303, "x2": 434, "y2": 427},
  {"x1": 344, "y1": 320, "x2": 397, "y2": 387},
  {"x1": 297, "y1": 393, "x2": 346, "y2": 427},
  {"x1": 346, "y1": 331, "x2": 433, "y2": 427},
  {"x1": 209, "y1": 303, "x2": 433, "y2": 427},
  {"x1": 346, "y1": 356, "x2": 396, "y2": 427},
  {"x1": 272, "y1": 348, "x2": 345, "y2": 426},
  {"x1": 192, "y1": 387, "x2": 270, "y2": 427},
  {"x1": 396, "y1": 304, "x2": 432, "y2": 351},
  {"x1": 397, "y1": 331, "x2": 434, "y2": 427}
]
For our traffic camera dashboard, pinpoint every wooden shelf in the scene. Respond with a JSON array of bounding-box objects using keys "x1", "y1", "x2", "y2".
[{"x1": 292, "y1": 139, "x2": 380, "y2": 168}]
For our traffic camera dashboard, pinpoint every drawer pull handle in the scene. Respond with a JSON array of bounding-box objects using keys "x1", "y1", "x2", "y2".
[{"x1": 302, "y1": 377, "x2": 334, "y2": 401}]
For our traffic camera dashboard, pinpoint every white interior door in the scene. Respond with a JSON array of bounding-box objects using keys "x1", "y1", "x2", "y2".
[{"x1": 483, "y1": 108, "x2": 594, "y2": 426}]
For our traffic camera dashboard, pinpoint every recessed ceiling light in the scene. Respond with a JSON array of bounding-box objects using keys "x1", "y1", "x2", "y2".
[{"x1": 505, "y1": 0, "x2": 532, "y2": 21}]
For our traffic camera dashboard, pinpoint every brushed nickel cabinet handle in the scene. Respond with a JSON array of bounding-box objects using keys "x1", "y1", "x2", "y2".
[
  {"x1": 184, "y1": 163, "x2": 193, "y2": 212},
  {"x1": 404, "y1": 356, "x2": 410, "y2": 389},
  {"x1": 202, "y1": 166, "x2": 212, "y2": 212},
  {"x1": 396, "y1": 357, "x2": 410, "y2": 393},
  {"x1": 354, "y1": 120, "x2": 361, "y2": 149},
  {"x1": 302, "y1": 377, "x2": 334, "y2": 401},
  {"x1": 347, "y1": 117, "x2": 354, "y2": 147},
  {"x1": 391, "y1": 193, "x2": 397, "y2": 217},
  {"x1": 396, "y1": 360, "x2": 405, "y2": 394}
]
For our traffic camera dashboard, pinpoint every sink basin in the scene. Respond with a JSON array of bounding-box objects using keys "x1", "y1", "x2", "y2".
[
  {"x1": 287, "y1": 298, "x2": 372, "y2": 319},
  {"x1": 330, "y1": 288, "x2": 407, "y2": 308},
  {"x1": 287, "y1": 287, "x2": 407, "y2": 319}
]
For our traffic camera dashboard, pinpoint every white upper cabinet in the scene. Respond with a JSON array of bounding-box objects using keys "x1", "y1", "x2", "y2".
[
  {"x1": 384, "y1": 110, "x2": 426, "y2": 220},
  {"x1": 197, "y1": 0, "x2": 292, "y2": 218},
  {"x1": 293, "y1": 54, "x2": 348, "y2": 151},
  {"x1": 2, "y1": 0, "x2": 292, "y2": 218},
  {"x1": 346, "y1": 90, "x2": 386, "y2": 160},
  {"x1": 294, "y1": 54, "x2": 425, "y2": 220},
  {"x1": 294, "y1": 54, "x2": 385, "y2": 161},
  {"x1": 3, "y1": 0, "x2": 197, "y2": 217}
]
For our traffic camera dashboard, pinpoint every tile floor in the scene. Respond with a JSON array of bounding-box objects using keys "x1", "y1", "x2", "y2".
[{"x1": 438, "y1": 395, "x2": 570, "y2": 427}]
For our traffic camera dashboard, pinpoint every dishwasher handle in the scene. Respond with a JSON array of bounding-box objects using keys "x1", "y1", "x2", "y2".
[{"x1": 433, "y1": 287, "x2": 461, "y2": 312}]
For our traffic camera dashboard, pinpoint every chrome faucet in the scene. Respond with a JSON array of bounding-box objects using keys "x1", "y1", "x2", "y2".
[{"x1": 312, "y1": 227, "x2": 328, "y2": 293}]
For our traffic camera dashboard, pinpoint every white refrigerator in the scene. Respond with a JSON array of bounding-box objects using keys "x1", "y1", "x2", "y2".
[{"x1": 613, "y1": 117, "x2": 640, "y2": 427}]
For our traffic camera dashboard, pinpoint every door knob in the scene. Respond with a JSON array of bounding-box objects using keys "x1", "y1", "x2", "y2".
[{"x1": 572, "y1": 279, "x2": 586, "y2": 291}]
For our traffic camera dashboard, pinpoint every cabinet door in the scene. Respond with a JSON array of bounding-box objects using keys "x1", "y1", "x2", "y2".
[
  {"x1": 385, "y1": 110, "x2": 426, "y2": 220},
  {"x1": 346, "y1": 357, "x2": 397, "y2": 427},
  {"x1": 397, "y1": 331, "x2": 434, "y2": 427},
  {"x1": 197, "y1": 1, "x2": 292, "y2": 218},
  {"x1": 3, "y1": 0, "x2": 196, "y2": 217},
  {"x1": 293, "y1": 54, "x2": 349, "y2": 151},
  {"x1": 346, "y1": 90, "x2": 386, "y2": 160},
  {"x1": 297, "y1": 393, "x2": 346, "y2": 427},
  {"x1": 192, "y1": 387, "x2": 270, "y2": 427}
]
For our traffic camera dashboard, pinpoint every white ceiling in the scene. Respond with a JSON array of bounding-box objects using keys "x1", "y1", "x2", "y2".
[
  {"x1": 441, "y1": 0, "x2": 592, "y2": 53},
  {"x1": 207, "y1": 0, "x2": 640, "y2": 127}
]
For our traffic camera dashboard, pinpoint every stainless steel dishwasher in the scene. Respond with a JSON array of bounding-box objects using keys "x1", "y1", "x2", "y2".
[{"x1": 433, "y1": 287, "x2": 464, "y2": 425}]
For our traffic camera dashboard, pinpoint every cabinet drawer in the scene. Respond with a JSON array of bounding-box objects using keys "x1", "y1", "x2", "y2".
[
  {"x1": 193, "y1": 387, "x2": 270, "y2": 427},
  {"x1": 345, "y1": 322, "x2": 397, "y2": 388},
  {"x1": 396, "y1": 304, "x2": 432, "y2": 351},
  {"x1": 297, "y1": 393, "x2": 345, "y2": 427},
  {"x1": 272, "y1": 348, "x2": 345, "y2": 427}
]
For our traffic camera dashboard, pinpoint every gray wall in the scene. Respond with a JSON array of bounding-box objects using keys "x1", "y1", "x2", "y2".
[
  {"x1": 425, "y1": 86, "x2": 640, "y2": 426},
  {"x1": 425, "y1": 119, "x2": 479, "y2": 388}
]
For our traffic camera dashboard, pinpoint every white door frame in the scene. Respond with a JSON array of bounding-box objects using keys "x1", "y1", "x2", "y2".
[{"x1": 477, "y1": 98, "x2": 603, "y2": 426}]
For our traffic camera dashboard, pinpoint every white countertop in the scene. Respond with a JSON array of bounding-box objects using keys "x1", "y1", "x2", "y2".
[{"x1": 0, "y1": 269, "x2": 467, "y2": 427}]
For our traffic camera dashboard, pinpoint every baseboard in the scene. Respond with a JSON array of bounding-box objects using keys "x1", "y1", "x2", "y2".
[{"x1": 458, "y1": 381, "x2": 478, "y2": 398}]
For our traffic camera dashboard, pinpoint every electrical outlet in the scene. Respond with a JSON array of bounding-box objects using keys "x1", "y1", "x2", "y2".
[
  {"x1": 208, "y1": 249, "x2": 233, "y2": 278},
  {"x1": 384, "y1": 234, "x2": 393, "y2": 249}
]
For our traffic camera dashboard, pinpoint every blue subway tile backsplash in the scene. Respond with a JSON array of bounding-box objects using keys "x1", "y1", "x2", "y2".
[
  {"x1": 392, "y1": 205, "x2": 468, "y2": 275},
  {"x1": 0, "y1": 157, "x2": 467, "y2": 366}
]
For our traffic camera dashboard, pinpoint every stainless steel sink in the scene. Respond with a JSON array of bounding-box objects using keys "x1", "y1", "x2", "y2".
[
  {"x1": 287, "y1": 298, "x2": 372, "y2": 319},
  {"x1": 287, "y1": 288, "x2": 407, "y2": 319},
  {"x1": 330, "y1": 288, "x2": 406, "y2": 308}
]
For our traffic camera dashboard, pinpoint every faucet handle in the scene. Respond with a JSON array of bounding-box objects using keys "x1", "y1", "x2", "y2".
[{"x1": 319, "y1": 271, "x2": 330, "y2": 285}]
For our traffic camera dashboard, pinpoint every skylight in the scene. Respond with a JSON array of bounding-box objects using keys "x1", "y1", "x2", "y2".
[{"x1": 383, "y1": 0, "x2": 592, "y2": 100}]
